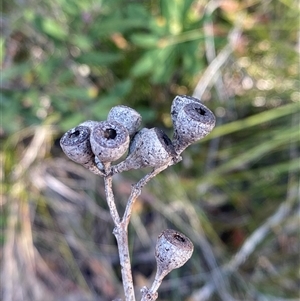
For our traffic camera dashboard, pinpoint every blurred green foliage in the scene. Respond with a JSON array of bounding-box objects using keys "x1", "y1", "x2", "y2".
[
  {"x1": 1, "y1": 0, "x2": 299, "y2": 134},
  {"x1": 1, "y1": 0, "x2": 299, "y2": 300}
]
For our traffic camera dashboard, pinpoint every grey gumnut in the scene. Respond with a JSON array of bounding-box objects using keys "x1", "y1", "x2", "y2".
[
  {"x1": 155, "y1": 229, "x2": 194, "y2": 278},
  {"x1": 171, "y1": 95, "x2": 200, "y2": 124},
  {"x1": 90, "y1": 120, "x2": 130, "y2": 163},
  {"x1": 60, "y1": 125, "x2": 97, "y2": 171},
  {"x1": 173, "y1": 102, "x2": 216, "y2": 154},
  {"x1": 112, "y1": 127, "x2": 177, "y2": 173},
  {"x1": 79, "y1": 120, "x2": 99, "y2": 129},
  {"x1": 107, "y1": 105, "x2": 142, "y2": 136}
]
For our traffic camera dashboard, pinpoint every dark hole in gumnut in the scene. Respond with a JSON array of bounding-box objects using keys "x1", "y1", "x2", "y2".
[
  {"x1": 195, "y1": 107, "x2": 206, "y2": 116},
  {"x1": 104, "y1": 128, "x2": 117, "y2": 139},
  {"x1": 174, "y1": 234, "x2": 185, "y2": 243},
  {"x1": 162, "y1": 133, "x2": 172, "y2": 146},
  {"x1": 70, "y1": 130, "x2": 80, "y2": 138}
]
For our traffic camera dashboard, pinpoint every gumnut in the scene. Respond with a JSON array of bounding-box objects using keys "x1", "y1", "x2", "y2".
[
  {"x1": 79, "y1": 120, "x2": 99, "y2": 129},
  {"x1": 60, "y1": 122, "x2": 98, "y2": 172},
  {"x1": 90, "y1": 120, "x2": 130, "y2": 163},
  {"x1": 155, "y1": 229, "x2": 194, "y2": 277},
  {"x1": 107, "y1": 105, "x2": 142, "y2": 137},
  {"x1": 112, "y1": 127, "x2": 177, "y2": 174},
  {"x1": 173, "y1": 102, "x2": 216, "y2": 154},
  {"x1": 141, "y1": 230, "x2": 193, "y2": 300},
  {"x1": 171, "y1": 95, "x2": 200, "y2": 124}
]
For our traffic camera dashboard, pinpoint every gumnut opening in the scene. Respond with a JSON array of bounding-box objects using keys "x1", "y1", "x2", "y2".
[
  {"x1": 112, "y1": 127, "x2": 177, "y2": 174},
  {"x1": 171, "y1": 95, "x2": 200, "y2": 124},
  {"x1": 60, "y1": 125, "x2": 96, "y2": 170},
  {"x1": 155, "y1": 229, "x2": 194, "y2": 278},
  {"x1": 173, "y1": 102, "x2": 216, "y2": 154},
  {"x1": 90, "y1": 120, "x2": 130, "y2": 163},
  {"x1": 107, "y1": 105, "x2": 142, "y2": 137}
]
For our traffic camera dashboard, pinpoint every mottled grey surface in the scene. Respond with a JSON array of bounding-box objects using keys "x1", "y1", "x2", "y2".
[
  {"x1": 155, "y1": 229, "x2": 194, "y2": 274},
  {"x1": 107, "y1": 105, "x2": 142, "y2": 137},
  {"x1": 60, "y1": 125, "x2": 95, "y2": 167},
  {"x1": 112, "y1": 127, "x2": 176, "y2": 173},
  {"x1": 170, "y1": 95, "x2": 200, "y2": 125},
  {"x1": 173, "y1": 102, "x2": 216, "y2": 153},
  {"x1": 90, "y1": 120, "x2": 130, "y2": 163}
]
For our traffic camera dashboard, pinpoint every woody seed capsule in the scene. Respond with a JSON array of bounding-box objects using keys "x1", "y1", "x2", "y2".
[
  {"x1": 143, "y1": 230, "x2": 193, "y2": 299},
  {"x1": 107, "y1": 105, "x2": 142, "y2": 136},
  {"x1": 79, "y1": 120, "x2": 99, "y2": 129},
  {"x1": 60, "y1": 124, "x2": 97, "y2": 172},
  {"x1": 173, "y1": 102, "x2": 216, "y2": 154},
  {"x1": 90, "y1": 120, "x2": 130, "y2": 163},
  {"x1": 155, "y1": 229, "x2": 194, "y2": 280},
  {"x1": 112, "y1": 127, "x2": 177, "y2": 174}
]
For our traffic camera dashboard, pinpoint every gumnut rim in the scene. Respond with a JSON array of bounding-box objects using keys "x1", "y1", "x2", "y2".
[
  {"x1": 171, "y1": 94, "x2": 200, "y2": 123},
  {"x1": 90, "y1": 120, "x2": 130, "y2": 163},
  {"x1": 60, "y1": 125, "x2": 95, "y2": 166},
  {"x1": 60, "y1": 126, "x2": 91, "y2": 147},
  {"x1": 173, "y1": 102, "x2": 216, "y2": 154}
]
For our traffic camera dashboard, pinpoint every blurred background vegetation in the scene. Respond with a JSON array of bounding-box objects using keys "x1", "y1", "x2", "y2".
[{"x1": 1, "y1": 0, "x2": 299, "y2": 300}]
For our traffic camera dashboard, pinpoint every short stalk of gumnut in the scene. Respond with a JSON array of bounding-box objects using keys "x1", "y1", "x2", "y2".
[
  {"x1": 172, "y1": 102, "x2": 216, "y2": 154},
  {"x1": 112, "y1": 128, "x2": 177, "y2": 174}
]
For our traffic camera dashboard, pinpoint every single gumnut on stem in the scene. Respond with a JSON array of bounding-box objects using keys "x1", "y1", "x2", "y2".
[
  {"x1": 173, "y1": 102, "x2": 216, "y2": 154},
  {"x1": 147, "y1": 229, "x2": 194, "y2": 296},
  {"x1": 112, "y1": 127, "x2": 177, "y2": 174},
  {"x1": 171, "y1": 95, "x2": 200, "y2": 124},
  {"x1": 107, "y1": 105, "x2": 142, "y2": 137},
  {"x1": 90, "y1": 121, "x2": 130, "y2": 163},
  {"x1": 60, "y1": 125, "x2": 97, "y2": 171}
]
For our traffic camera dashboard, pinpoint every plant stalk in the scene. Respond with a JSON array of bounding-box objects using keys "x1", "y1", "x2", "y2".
[{"x1": 114, "y1": 225, "x2": 136, "y2": 301}]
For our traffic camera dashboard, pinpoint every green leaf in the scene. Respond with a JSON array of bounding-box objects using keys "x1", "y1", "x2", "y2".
[
  {"x1": 90, "y1": 95, "x2": 120, "y2": 120},
  {"x1": 161, "y1": 0, "x2": 194, "y2": 34},
  {"x1": 0, "y1": 93, "x2": 20, "y2": 134},
  {"x1": 76, "y1": 51, "x2": 122, "y2": 66},
  {"x1": 109, "y1": 79, "x2": 133, "y2": 97},
  {"x1": 2, "y1": 62, "x2": 31, "y2": 83},
  {"x1": 151, "y1": 47, "x2": 176, "y2": 83},
  {"x1": 70, "y1": 35, "x2": 93, "y2": 51},
  {"x1": 59, "y1": 112, "x2": 87, "y2": 131},
  {"x1": 91, "y1": 18, "x2": 147, "y2": 37},
  {"x1": 131, "y1": 34, "x2": 159, "y2": 48},
  {"x1": 131, "y1": 50, "x2": 158, "y2": 77},
  {"x1": 41, "y1": 18, "x2": 68, "y2": 40},
  {"x1": 58, "y1": 87, "x2": 94, "y2": 100}
]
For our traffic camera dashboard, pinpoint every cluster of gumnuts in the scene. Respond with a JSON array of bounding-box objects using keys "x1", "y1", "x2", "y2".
[
  {"x1": 60, "y1": 95, "x2": 215, "y2": 175},
  {"x1": 60, "y1": 95, "x2": 216, "y2": 296}
]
